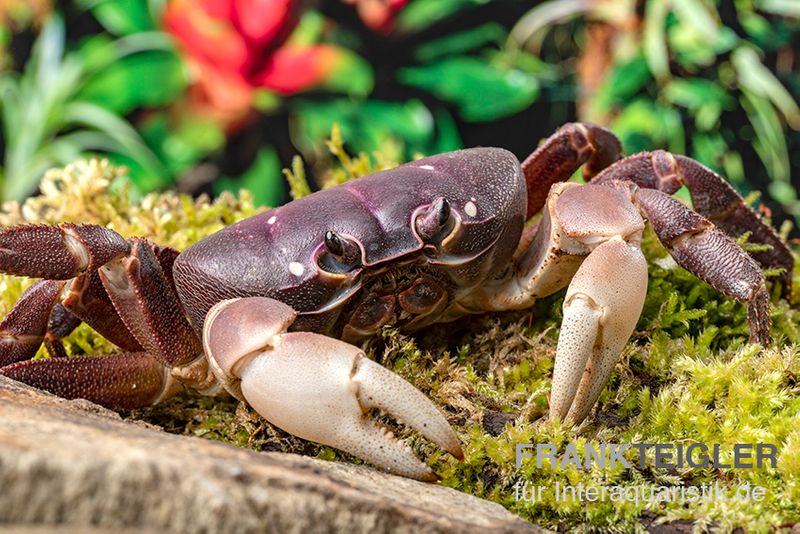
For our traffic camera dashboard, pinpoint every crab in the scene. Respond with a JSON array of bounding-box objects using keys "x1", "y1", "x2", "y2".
[{"x1": 0, "y1": 123, "x2": 792, "y2": 481}]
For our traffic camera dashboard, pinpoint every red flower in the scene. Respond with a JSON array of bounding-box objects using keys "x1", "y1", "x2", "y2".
[
  {"x1": 342, "y1": 0, "x2": 408, "y2": 32},
  {"x1": 164, "y1": 0, "x2": 347, "y2": 126}
]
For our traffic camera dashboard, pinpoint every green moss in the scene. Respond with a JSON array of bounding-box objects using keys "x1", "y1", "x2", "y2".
[{"x1": 1, "y1": 154, "x2": 799, "y2": 532}]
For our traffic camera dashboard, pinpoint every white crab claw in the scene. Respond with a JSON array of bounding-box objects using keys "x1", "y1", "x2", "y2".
[
  {"x1": 203, "y1": 297, "x2": 463, "y2": 481},
  {"x1": 548, "y1": 239, "x2": 648, "y2": 424}
]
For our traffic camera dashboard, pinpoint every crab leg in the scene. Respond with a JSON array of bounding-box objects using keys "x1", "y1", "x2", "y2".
[
  {"x1": 521, "y1": 122, "x2": 622, "y2": 218},
  {"x1": 0, "y1": 280, "x2": 65, "y2": 366},
  {"x1": 591, "y1": 151, "x2": 794, "y2": 296},
  {"x1": 630, "y1": 187, "x2": 771, "y2": 345},
  {"x1": 549, "y1": 239, "x2": 648, "y2": 424},
  {"x1": 0, "y1": 224, "x2": 129, "y2": 279},
  {"x1": 61, "y1": 272, "x2": 143, "y2": 352},
  {"x1": 98, "y1": 238, "x2": 202, "y2": 367},
  {"x1": 43, "y1": 304, "x2": 82, "y2": 359},
  {"x1": 0, "y1": 352, "x2": 177, "y2": 409},
  {"x1": 204, "y1": 297, "x2": 463, "y2": 481}
]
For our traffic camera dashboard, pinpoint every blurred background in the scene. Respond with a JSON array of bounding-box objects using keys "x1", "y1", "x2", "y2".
[{"x1": 1, "y1": 0, "x2": 798, "y2": 231}]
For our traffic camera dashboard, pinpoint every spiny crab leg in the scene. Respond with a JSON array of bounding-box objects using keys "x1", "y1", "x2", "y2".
[
  {"x1": 549, "y1": 239, "x2": 648, "y2": 424},
  {"x1": 203, "y1": 297, "x2": 464, "y2": 481}
]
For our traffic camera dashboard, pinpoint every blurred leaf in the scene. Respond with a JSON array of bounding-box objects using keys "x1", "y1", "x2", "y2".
[
  {"x1": 769, "y1": 180, "x2": 797, "y2": 205},
  {"x1": 62, "y1": 101, "x2": 164, "y2": 172},
  {"x1": 215, "y1": 147, "x2": 284, "y2": 207},
  {"x1": 78, "y1": 51, "x2": 185, "y2": 114},
  {"x1": 138, "y1": 113, "x2": 225, "y2": 178},
  {"x1": 740, "y1": 90, "x2": 790, "y2": 184},
  {"x1": 663, "y1": 78, "x2": 734, "y2": 129},
  {"x1": 290, "y1": 99, "x2": 459, "y2": 162},
  {"x1": 396, "y1": 0, "x2": 492, "y2": 33},
  {"x1": 83, "y1": 0, "x2": 155, "y2": 35},
  {"x1": 733, "y1": 46, "x2": 800, "y2": 129},
  {"x1": 691, "y1": 131, "x2": 728, "y2": 174},
  {"x1": 0, "y1": 15, "x2": 169, "y2": 200},
  {"x1": 671, "y1": 0, "x2": 719, "y2": 41},
  {"x1": 669, "y1": 25, "x2": 737, "y2": 69},
  {"x1": 508, "y1": 0, "x2": 594, "y2": 54},
  {"x1": 287, "y1": 10, "x2": 325, "y2": 46},
  {"x1": 77, "y1": 32, "x2": 177, "y2": 74},
  {"x1": 399, "y1": 57, "x2": 538, "y2": 122},
  {"x1": 643, "y1": 0, "x2": 669, "y2": 80},
  {"x1": 428, "y1": 108, "x2": 462, "y2": 154},
  {"x1": 414, "y1": 23, "x2": 506, "y2": 63},
  {"x1": 589, "y1": 55, "x2": 651, "y2": 117},
  {"x1": 758, "y1": 0, "x2": 800, "y2": 17},
  {"x1": 611, "y1": 99, "x2": 685, "y2": 154},
  {"x1": 319, "y1": 47, "x2": 374, "y2": 97}
]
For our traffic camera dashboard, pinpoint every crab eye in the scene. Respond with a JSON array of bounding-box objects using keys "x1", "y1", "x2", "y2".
[
  {"x1": 319, "y1": 231, "x2": 361, "y2": 273},
  {"x1": 415, "y1": 197, "x2": 452, "y2": 241}
]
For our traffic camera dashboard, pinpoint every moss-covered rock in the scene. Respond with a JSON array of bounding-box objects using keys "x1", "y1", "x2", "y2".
[{"x1": 1, "y1": 154, "x2": 798, "y2": 532}]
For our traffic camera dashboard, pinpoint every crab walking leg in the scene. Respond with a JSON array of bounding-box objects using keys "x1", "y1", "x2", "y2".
[
  {"x1": 0, "y1": 224, "x2": 130, "y2": 279},
  {"x1": 204, "y1": 297, "x2": 463, "y2": 481},
  {"x1": 99, "y1": 238, "x2": 202, "y2": 367},
  {"x1": 0, "y1": 352, "x2": 178, "y2": 409},
  {"x1": 549, "y1": 239, "x2": 648, "y2": 424},
  {"x1": 43, "y1": 304, "x2": 83, "y2": 358},
  {"x1": 631, "y1": 187, "x2": 771, "y2": 345},
  {"x1": 521, "y1": 123, "x2": 622, "y2": 219},
  {"x1": 61, "y1": 272, "x2": 144, "y2": 352},
  {"x1": 591, "y1": 151, "x2": 794, "y2": 296},
  {"x1": 0, "y1": 280, "x2": 65, "y2": 365}
]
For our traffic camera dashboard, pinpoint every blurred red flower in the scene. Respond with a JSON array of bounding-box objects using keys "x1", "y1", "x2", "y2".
[
  {"x1": 164, "y1": 0, "x2": 347, "y2": 127},
  {"x1": 342, "y1": 0, "x2": 407, "y2": 32}
]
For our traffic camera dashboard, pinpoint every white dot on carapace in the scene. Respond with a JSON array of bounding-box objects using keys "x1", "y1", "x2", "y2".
[
  {"x1": 267, "y1": 215, "x2": 277, "y2": 225},
  {"x1": 289, "y1": 262, "x2": 305, "y2": 276},
  {"x1": 464, "y1": 201, "x2": 478, "y2": 217},
  {"x1": 420, "y1": 165, "x2": 434, "y2": 170}
]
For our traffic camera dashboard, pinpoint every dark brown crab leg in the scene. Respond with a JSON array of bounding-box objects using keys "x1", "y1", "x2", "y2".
[
  {"x1": 98, "y1": 238, "x2": 202, "y2": 368},
  {"x1": 61, "y1": 272, "x2": 144, "y2": 352},
  {"x1": 0, "y1": 224, "x2": 130, "y2": 279},
  {"x1": 0, "y1": 352, "x2": 172, "y2": 409},
  {"x1": 43, "y1": 304, "x2": 82, "y2": 359},
  {"x1": 0, "y1": 280, "x2": 65, "y2": 366},
  {"x1": 591, "y1": 151, "x2": 794, "y2": 297},
  {"x1": 0, "y1": 225, "x2": 202, "y2": 408},
  {"x1": 628, "y1": 185, "x2": 771, "y2": 345},
  {"x1": 521, "y1": 122, "x2": 623, "y2": 219}
]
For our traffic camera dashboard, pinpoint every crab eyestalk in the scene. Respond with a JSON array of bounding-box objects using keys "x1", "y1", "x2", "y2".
[{"x1": 203, "y1": 297, "x2": 463, "y2": 481}]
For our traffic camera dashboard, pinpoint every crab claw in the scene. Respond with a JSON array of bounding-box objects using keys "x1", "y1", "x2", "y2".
[
  {"x1": 203, "y1": 297, "x2": 463, "y2": 481},
  {"x1": 548, "y1": 239, "x2": 648, "y2": 424}
]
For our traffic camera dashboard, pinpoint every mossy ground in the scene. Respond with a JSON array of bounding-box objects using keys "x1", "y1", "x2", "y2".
[{"x1": 1, "y1": 148, "x2": 799, "y2": 532}]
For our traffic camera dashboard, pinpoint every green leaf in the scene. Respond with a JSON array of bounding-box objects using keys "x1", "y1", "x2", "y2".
[
  {"x1": 758, "y1": 0, "x2": 800, "y2": 17},
  {"x1": 81, "y1": 0, "x2": 155, "y2": 35},
  {"x1": 62, "y1": 100, "x2": 164, "y2": 174},
  {"x1": 643, "y1": 0, "x2": 669, "y2": 80},
  {"x1": 663, "y1": 78, "x2": 734, "y2": 129},
  {"x1": 290, "y1": 99, "x2": 456, "y2": 161},
  {"x1": 611, "y1": 99, "x2": 685, "y2": 154},
  {"x1": 414, "y1": 23, "x2": 507, "y2": 63},
  {"x1": 733, "y1": 46, "x2": 800, "y2": 129},
  {"x1": 396, "y1": 0, "x2": 491, "y2": 33},
  {"x1": 77, "y1": 51, "x2": 186, "y2": 114},
  {"x1": 398, "y1": 57, "x2": 538, "y2": 122},
  {"x1": 670, "y1": 0, "x2": 720, "y2": 41},
  {"x1": 740, "y1": 90, "x2": 790, "y2": 184},
  {"x1": 215, "y1": 147, "x2": 285, "y2": 207},
  {"x1": 318, "y1": 47, "x2": 374, "y2": 98},
  {"x1": 589, "y1": 55, "x2": 652, "y2": 117}
]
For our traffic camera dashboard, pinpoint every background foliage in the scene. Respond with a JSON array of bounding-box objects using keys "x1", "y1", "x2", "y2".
[{"x1": 1, "y1": 0, "x2": 798, "y2": 229}]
